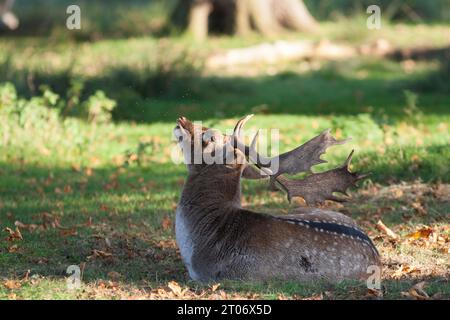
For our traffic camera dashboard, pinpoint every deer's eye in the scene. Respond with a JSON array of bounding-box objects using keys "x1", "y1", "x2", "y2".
[{"x1": 178, "y1": 136, "x2": 183, "y2": 142}]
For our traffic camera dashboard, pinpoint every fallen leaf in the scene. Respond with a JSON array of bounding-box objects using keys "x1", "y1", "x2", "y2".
[
  {"x1": 59, "y1": 228, "x2": 78, "y2": 237},
  {"x1": 85, "y1": 167, "x2": 93, "y2": 176},
  {"x1": 438, "y1": 247, "x2": 449, "y2": 254},
  {"x1": 7, "y1": 244, "x2": 18, "y2": 253},
  {"x1": 407, "y1": 227, "x2": 433, "y2": 240},
  {"x1": 303, "y1": 293, "x2": 324, "y2": 300},
  {"x1": 392, "y1": 188, "x2": 403, "y2": 199},
  {"x1": 392, "y1": 264, "x2": 420, "y2": 279},
  {"x1": 88, "y1": 249, "x2": 113, "y2": 260},
  {"x1": 401, "y1": 287, "x2": 430, "y2": 300},
  {"x1": 211, "y1": 283, "x2": 220, "y2": 292},
  {"x1": 411, "y1": 201, "x2": 427, "y2": 215},
  {"x1": 15, "y1": 221, "x2": 39, "y2": 232},
  {"x1": 4, "y1": 227, "x2": 23, "y2": 241},
  {"x1": 3, "y1": 280, "x2": 21, "y2": 290},
  {"x1": 167, "y1": 281, "x2": 185, "y2": 297},
  {"x1": 365, "y1": 288, "x2": 383, "y2": 298},
  {"x1": 161, "y1": 216, "x2": 172, "y2": 231}
]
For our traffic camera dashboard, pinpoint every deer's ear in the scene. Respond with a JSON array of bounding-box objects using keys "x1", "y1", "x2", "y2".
[{"x1": 241, "y1": 164, "x2": 268, "y2": 180}]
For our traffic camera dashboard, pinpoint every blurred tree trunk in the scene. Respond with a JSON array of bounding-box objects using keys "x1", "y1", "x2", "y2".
[
  {"x1": 178, "y1": 0, "x2": 318, "y2": 41},
  {"x1": 0, "y1": 0, "x2": 19, "y2": 30},
  {"x1": 188, "y1": 0, "x2": 213, "y2": 41}
]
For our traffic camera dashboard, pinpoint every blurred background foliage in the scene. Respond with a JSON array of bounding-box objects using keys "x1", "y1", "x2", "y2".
[
  {"x1": 0, "y1": 0, "x2": 448, "y2": 40},
  {"x1": 0, "y1": 0, "x2": 449, "y2": 300}
]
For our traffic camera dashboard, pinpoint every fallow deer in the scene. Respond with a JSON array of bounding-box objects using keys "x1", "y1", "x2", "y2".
[{"x1": 174, "y1": 115, "x2": 380, "y2": 282}]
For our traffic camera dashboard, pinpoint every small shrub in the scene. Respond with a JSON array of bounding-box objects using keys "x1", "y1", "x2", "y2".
[
  {"x1": 0, "y1": 82, "x2": 17, "y2": 109},
  {"x1": 83, "y1": 90, "x2": 117, "y2": 124},
  {"x1": 403, "y1": 90, "x2": 424, "y2": 125}
]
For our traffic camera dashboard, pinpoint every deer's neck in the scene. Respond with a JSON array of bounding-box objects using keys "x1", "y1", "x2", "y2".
[{"x1": 179, "y1": 166, "x2": 242, "y2": 215}]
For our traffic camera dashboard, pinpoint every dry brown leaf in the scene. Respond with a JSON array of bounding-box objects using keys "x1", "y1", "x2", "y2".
[
  {"x1": 161, "y1": 216, "x2": 172, "y2": 231},
  {"x1": 376, "y1": 220, "x2": 399, "y2": 240},
  {"x1": 88, "y1": 249, "x2": 113, "y2": 260},
  {"x1": 4, "y1": 227, "x2": 23, "y2": 241},
  {"x1": 411, "y1": 201, "x2": 427, "y2": 215},
  {"x1": 365, "y1": 288, "x2": 383, "y2": 298},
  {"x1": 167, "y1": 281, "x2": 184, "y2": 297},
  {"x1": 85, "y1": 167, "x2": 93, "y2": 176},
  {"x1": 407, "y1": 227, "x2": 433, "y2": 240},
  {"x1": 7, "y1": 244, "x2": 18, "y2": 253},
  {"x1": 392, "y1": 188, "x2": 404, "y2": 199},
  {"x1": 59, "y1": 228, "x2": 78, "y2": 237},
  {"x1": 401, "y1": 288, "x2": 430, "y2": 300},
  {"x1": 211, "y1": 283, "x2": 220, "y2": 292},
  {"x1": 3, "y1": 280, "x2": 21, "y2": 290},
  {"x1": 303, "y1": 293, "x2": 324, "y2": 300},
  {"x1": 63, "y1": 185, "x2": 73, "y2": 193},
  {"x1": 14, "y1": 221, "x2": 39, "y2": 232},
  {"x1": 7, "y1": 293, "x2": 17, "y2": 299},
  {"x1": 438, "y1": 247, "x2": 449, "y2": 254},
  {"x1": 392, "y1": 264, "x2": 420, "y2": 279}
]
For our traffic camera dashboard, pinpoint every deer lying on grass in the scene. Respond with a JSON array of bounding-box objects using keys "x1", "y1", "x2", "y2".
[{"x1": 174, "y1": 115, "x2": 380, "y2": 282}]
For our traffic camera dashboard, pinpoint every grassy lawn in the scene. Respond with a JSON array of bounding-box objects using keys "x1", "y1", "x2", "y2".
[{"x1": 0, "y1": 21, "x2": 449, "y2": 299}]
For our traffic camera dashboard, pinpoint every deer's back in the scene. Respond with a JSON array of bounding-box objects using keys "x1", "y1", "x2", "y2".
[{"x1": 176, "y1": 205, "x2": 380, "y2": 282}]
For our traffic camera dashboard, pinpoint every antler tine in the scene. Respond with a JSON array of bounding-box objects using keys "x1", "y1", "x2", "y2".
[
  {"x1": 342, "y1": 150, "x2": 371, "y2": 182},
  {"x1": 248, "y1": 129, "x2": 273, "y2": 175},
  {"x1": 343, "y1": 149, "x2": 355, "y2": 167},
  {"x1": 233, "y1": 114, "x2": 254, "y2": 142},
  {"x1": 232, "y1": 114, "x2": 271, "y2": 168},
  {"x1": 249, "y1": 129, "x2": 260, "y2": 159}
]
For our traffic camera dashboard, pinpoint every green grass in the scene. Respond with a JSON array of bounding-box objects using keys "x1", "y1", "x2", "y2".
[{"x1": 1, "y1": 22, "x2": 450, "y2": 299}]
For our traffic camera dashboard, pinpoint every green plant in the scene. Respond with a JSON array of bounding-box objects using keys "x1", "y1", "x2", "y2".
[
  {"x1": 0, "y1": 82, "x2": 17, "y2": 109},
  {"x1": 403, "y1": 90, "x2": 424, "y2": 125},
  {"x1": 83, "y1": 90, "x2": 117, "y2": 124}
]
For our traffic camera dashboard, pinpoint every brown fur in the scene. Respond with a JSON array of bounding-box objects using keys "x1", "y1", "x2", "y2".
[{"x1": 174, "y1": 117, "x2": 380, "y2": 282}]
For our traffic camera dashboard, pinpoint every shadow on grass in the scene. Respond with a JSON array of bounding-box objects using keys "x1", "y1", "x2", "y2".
[
  {"x1": 2, "y1": 56, "x2": 450, "y2": 124},
  {"x1": 213, "y1": 276, "x2": 450, "y2": 299},
  {"x1": 0, "y1": 0, "x2": 174, "y2": 41},
  {"x1": 1, "y1": 158, "x2": 448, "y2": 290},
  {"x1": 0, "y1": 162, "x2": 186, "y2": 281}
]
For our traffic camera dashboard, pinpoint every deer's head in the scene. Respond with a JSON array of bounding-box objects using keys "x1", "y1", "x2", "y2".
[
  {"x1": 175, "y1": 115, "x2": 370, "y2": 206},
  {"x1": 174, "y1": 116, "x2": 254, "y2": 175}
]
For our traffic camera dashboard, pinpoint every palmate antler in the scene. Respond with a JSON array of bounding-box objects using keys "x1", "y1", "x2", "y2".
[{"x1": 232, "y1": 115, "x2": 369, "y2": 206}]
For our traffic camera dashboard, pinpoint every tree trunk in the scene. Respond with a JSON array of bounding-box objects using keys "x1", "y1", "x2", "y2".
[
  {"x1": 272, "y1": 0, "x2": 318, "y2": 33},
  {"x1": 188, "y1": 0, "x2": 213, "y2": 41},
  {"x1": 246, "y1": 0, "x2": 282, "y2": 36},
  {"x1": 235, "y1": 0, "x2": 250, "y2": 35},
  {"x1": 183, "y1": 0, "x2": 318, "y2": 41},
  {"x1": 0, "y1": 0, "x2": 19, "y2": 30}
]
